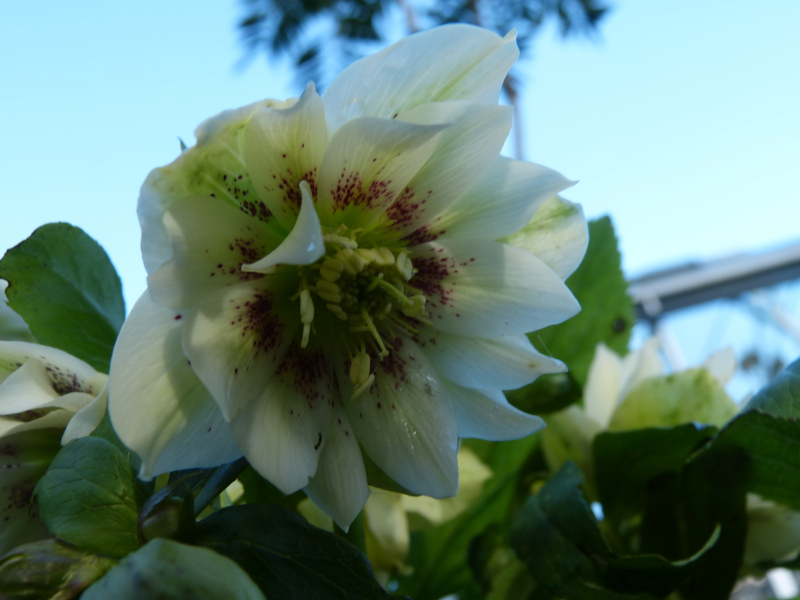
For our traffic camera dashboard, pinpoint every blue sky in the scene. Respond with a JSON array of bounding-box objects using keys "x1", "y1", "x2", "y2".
[{"x1": 2, "y1": 0, "x2": 798, "y2": 394}]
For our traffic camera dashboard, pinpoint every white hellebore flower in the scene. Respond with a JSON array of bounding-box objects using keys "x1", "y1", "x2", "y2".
[
  {"x1": 109, "y1": 24, "x2": 587, "y2": 529},
  {"x1": 0, "y1": 341, "x2": 108, "y2": 554}
]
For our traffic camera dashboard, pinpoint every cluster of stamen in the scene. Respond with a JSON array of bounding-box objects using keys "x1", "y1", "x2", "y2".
[{"x1": 294, "y1": 228, "x2": 428, "y2": 399}]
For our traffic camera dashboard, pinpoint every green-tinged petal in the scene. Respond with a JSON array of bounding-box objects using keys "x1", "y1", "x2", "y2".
[
  {"x1": 433, "y1": 158, "x2": 574, "y2": 243},
  {"x1": 410, "y1": 239, "x2": 580, "y2": 337},
  {"x1": 444, "y1": 382, "x2": 545, "y2": 441},
  {"x1": 230, "y1": 346, "x2": 334, "y2": 495},
  {"x1": 147, "y1": 195, "x2": 280, "y2": 309},
  {"x1": 744, "y1": 494, "x2": 800, "y2": 566},
  {"x1": 244, "y1": 83, "x2": 328, "y2": 229},
  {"x1": 0, "y1": 280, "x2": 33, "y2": 343},
  {"x1": 539, "y1": 406, "x2": 601, "y2": 476},
  {"x1": 363, "y1": 488, "x2": 410, "y2": 575},
  {"x1": 242, "y1": 181, "x2": 325, "y2": 273},
  {"x1": 62, "y1": 387, "x2": 107, "y2": 444},
  {"x1": 323, "y1": 24, "x2": 518, "y2": 132},
  {"x1": 303, "y1": 399, "x2": 369, "y2": 531},
  {"x1": 616, "y1": 337, "x2": 664, "y2": 400},
  {"x1": 182, "y1": 279, "x2": 298, "y2": 421},
  {"x1": 0, "y1": 341, "x2": 104, "y2": 395},
  {"x1": 608, "y1": 368, "x2": 739, "y2": 431},
  {"x1": 582, "y1": 343, "x2": 624, "y2": 430},
  {"x1": 82, "y1": 538, "x2": 265, "y2": 600},
  {"x1": 341, "y1": 336, "x2": 459, "y2": 498},
  {"x1": 109, "y1": 292, "x2": 242, "y2": 480},
  {"x1": 416, "y1": 329, "x2": 565, "y2": 391},
  {"x1": 138, "y1": 99, "x2": 287, "y2": 274},
  {"x1": 386, "y1": 101, "x2": 511, "y2": 237},
  {"x1": 0, "y1": 429, "x2": 62, "y2": 556},
  {"x1": 702, "y1": 347, "x2": 737, "y2": 387},
  {"x1": 0, "y1": 410, "x2": 74, "y2": 438},
  {"x1": 315, "y1": 117, "x2": 445, "y2": 229},
  {"x1": 500, "y1": 196, "x2": 588, "y2": 280}
]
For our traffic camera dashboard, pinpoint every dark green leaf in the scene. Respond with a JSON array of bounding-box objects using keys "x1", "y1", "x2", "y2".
[
  {"x1": 197, "y1": 504, "x2": 388, "y2": 600},
  {"x1": 34, "y1": 436, "x2": 149, "y2": 557},
  {"x1": 744, "y1": 358, "x2": 800, "y2": 418},
  {"x1": 82, "y1": 538, "x2": 265, "y2": 600},
  {"x1": 507, "y1": 217, "x2": 633, "y2": 413},
  {"x1": 0, "y1": 223, "x2": 125, "y2": 372},
  {"x1": 238, "y1": 465, "x2": 306, "y2": 509},
  {"x1": 510, "y1": 462, "x2": 716, "y2": 600},
  {"x1": 0, "y1": 539, "x2": 116, "y2": 600},
  {"x1": 594, "y1": 424, "x2": 717, "y2": 525}
]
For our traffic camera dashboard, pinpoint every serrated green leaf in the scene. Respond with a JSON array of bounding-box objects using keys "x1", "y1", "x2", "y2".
[
  {"x1": 0, "y1": 223, "x2": 124, "y2": 372},
  {"x1": 34, "y1": 436, "x2": 148, "y2": 557},
  {"x1": 197, "y1": 504, "x2": 388, "y2": 600},
  {"x1": 744, "y1": 358, "x2": 800, "y2": 418},
  {"x1": 507, "y1": 217, "x2": 633, "y2": 414},
  {"x1": 0, "y1": 539, "x2": 117, "y2": 600},
  {"x1": 82, "y1": 538, "x2": 264, "y2": 600}
]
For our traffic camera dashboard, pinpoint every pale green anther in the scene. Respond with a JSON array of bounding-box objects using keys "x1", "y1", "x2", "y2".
[
  {"x1": 338, "y1": 248, "x2": 365, "y2": 273},
  {"x1": 350, "y1": 352, "x2": 371, "y2": 387},
  {"x1": 316, "y1": 280, "x2": 341, "y2": 295},
  {"x1": 324, "y1": 233, "x2": 358, "y2": 249},
  {"x1": 326, "y1": 303, "x2": 348, "y2": 321},
  {"x1": 396, "y1": 252, "x2": 413, "y2": 281},
  {"x1": 352, "y1": 374, "x2": 375, "y2": 401},
  {"x1": 377, "y1": 247, "x2": 396, "y2": 266},
  {"x1": 299, "y1": 289, "x2": 314, "y2": 324},
  {"x1": 402, "y1": 295, "x2": 426, "y2": 317},
  {"x1": 317, "y1": 289, "x2": 342, "y2": 304},
  {"x1": 356, "y1": 248, "x2": 380, "y2": 266},
  {"x1": 378, "y1": 302, "x2": 393, "y2": 320}
]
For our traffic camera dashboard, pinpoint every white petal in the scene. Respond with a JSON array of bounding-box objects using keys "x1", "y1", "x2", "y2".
[
  {"x1": 410, "y1": 239, "x2": 580, "y2": 337},
  {"x1": 617, "y1": 337, "x2": 664, "y2": 400},
  {"x1": 315, "y1": 117, "x2": 445, "y2": 228},
  {"x1": 0, "y1": 409, "x2": 74, "y2": 437},
  {"x1": 147, "y1": 195, "x2": 281, "y2": 309},
  {"x1": 0, "y1": 359, "x2": 59, "y2": 414},
  {"x1": 182, "y1": 279, "x2": 298, "y2": 421},
  {"x1": 244, "y1": 83, "x2": 329, "y2": 230},
  {"x1": 501, "y1": 196, "x2": 588, "y2": 280},
  {"x1": 416, "y1": 329, "x2": 565, "y2": 391},
  {"x1": 444, "y1": 382, "x2": 544, "y2": 441},
  {"x1": 583, "y1": 344, "x2": 624, "y2": 429},
  {"x1": 323, "y1": 25, "x2": 518, "y2": 132},
  {"x1": 303, "y1": 400, "x2": 369, "y2": 531},
  {"x1": 62, "y1": 387, "x2": 108, "y2": 444},
  {"x1": 385, "y1": 101, "x2": 511, "y2": 237},
  {"x1": 0, "y1": 280, "x2": 34, "y2": 343},
  {"x1": 341, "y1": 337, "x2": 459, "y2": 498},
  {"x1": 109, "y1": 291, "x2": 242, "y2": 480},
  {"x1": 702, "y1": 347, "x2": 737, "y2": 387},
  {"x1": 0, "y1": 341, "x2": 103, "y2": 396},
  {"x1": 230, "y1": 346, "x2": 334, "y2": 494},
  {"x1": 138, "y1": 99, "x2": 286, "y2": 274},
  {"x1": 416, "y1": 157, "x2": 572, "y2": 245},
  {"x1": 241, "y1": 181, "x2": 325, "y2": 273}
]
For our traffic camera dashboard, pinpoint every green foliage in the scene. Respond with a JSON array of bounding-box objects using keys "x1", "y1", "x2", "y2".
[
  {"x1": 197, "y1": 504, "x2": 389, "y2": 599},
  {"x1": 509, "y1": 462, "x2": 718, "y2": 600},
  {"x1": 0, "y1": 223, "x2": 124, "y2": 372},
  {"x1": 34, "y1": 436, "x2": 149, "y2": 557},
  {"x1": 82, "y1": 538, "x2": 265, "y2": 600},
  {"x1": 744, "y1": 357, "x2": 800, "y2": 417},
  {"x1": 508, "y1": 216, "x2": 633, "y2": 413},
  {"x1": 0, "y1": 539, "x2": 117, "y2": 600}
]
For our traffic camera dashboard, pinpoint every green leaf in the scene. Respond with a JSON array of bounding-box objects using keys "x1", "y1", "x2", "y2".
[
  {"x1": 0, "y1": 223, "x2": 125, "y2": 372},
  {"x1": 594, "y1": 424, "x2": 718, "y2": 525},
  {"x1": 34, "y1": 436, "x2": 149, "y2": 557},
  {"x1": 82, "y1": 538, "x2": 265, "y2": 600},
  {"x1": 197, "y1": 504, "x2": 388, "y2": 599},
  {"x1": 509, "y1": 462, "x2": 717, "y2": 600},
  {"x1": 694, "y1": 411, "x2": 800, "y2": 511},
  {"x1": 0, "y1": 539, "x2": 117, "y2": 600},
  {"x1": 507, "y1": 217, "x2": 633, "y2": 414},
  {"x1": 744, "y1": 357, "x2": 800, "y2": 418}
]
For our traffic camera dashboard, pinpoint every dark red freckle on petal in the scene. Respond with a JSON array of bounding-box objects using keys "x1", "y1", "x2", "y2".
[
  {"x1": 290, "y1": 410, "x2": 294, "y2": 415},
  {"x1": 345, "y1": 431, "x2": 350, "y2": 436},
  {"x1": 282, "y1": 154, "x2": 287, "y2": 158},
  {"x1": 223, "y1": 175, "x2": 227, "y2": 181},
  {"x1": 174, "y1": 315, "x2": 182, "y2": 321},
  {"x1": 359, "y1": 413, "x2": 363, "y2": 418},
  {"x1": 231, "y1": 321, "x2": 235, "y2": 325},
  {"x1": 395, "y1": 382, "x2": 399, "y2": 389},
  {"x1": 217, "y1": 263, "x2": 223, "y2": 268},
  {"x1": 210, "y1": 193, "x2": 216, "y2": 197},
  {"x1": 470, "y1": 258, "x2": 475, "y2": 262},
  {"x1": 377, "y1": 403, "x2": 382, "y2": 409},
  {"x1": 187, "y1": 360, "x2": 191, "y2": 366},
  {"x1": 238, "y1": 175, "x2": 243, "y2": 180},
  {"x1": 210, "y1": 273, "x2": 215, "y2": 277},
  {"x1": 234, "y1": 368, "x2": 238, "y2": 375},
  {"x1": 372, "y1": 158, "x2": 377, "y2": 162},
  {"x1": 207, "y1": 427, "x2": 212, "y2": 432},
  {"x1": 337, "y1": 418, "x2": 342, "y2": 425},
  {"x1": 314, "y1": 433, "x2": 322, "y2": 450}
]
